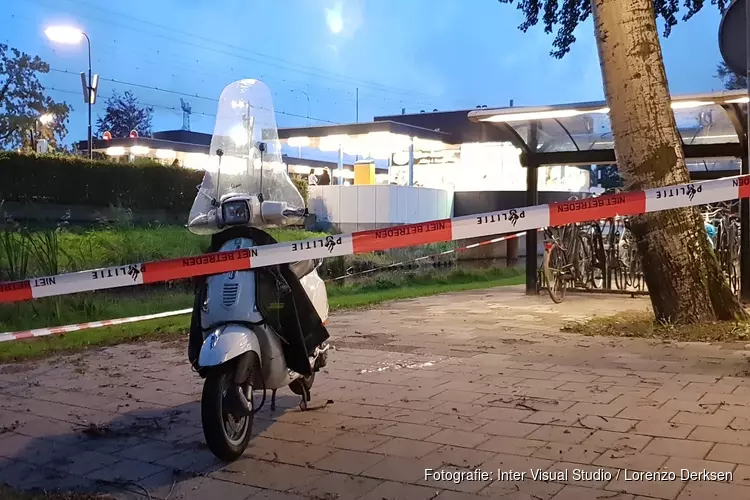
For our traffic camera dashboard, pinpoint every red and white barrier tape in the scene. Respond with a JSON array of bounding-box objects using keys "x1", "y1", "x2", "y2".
[
  {"x1": 0, "y1": 232, "x2": 526, "y2": 342},
  {"x1": 0, "y1": 308, "x2": 193, "y2": 343},
  {"x1": 325, "y1": 230, "x2": 532, "y2": 282},
  {"x1": 1, "y1": 175, "x2": 744, "y2": 304}
]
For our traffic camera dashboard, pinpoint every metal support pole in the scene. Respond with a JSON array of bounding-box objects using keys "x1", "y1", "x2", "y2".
[
  {"x1": 337, "y1": 145, "x2": 344, "y2": 185},
  {"x1": 408, "y1": 137, "x2": 414, "y2": 187},
  {"x1": 742, "y1": 0, "x2": 750, "y2": 301},
  {"x1": 84, "y1": 33, "x2": 92, "y2": 160},
  {"x1": 525, "y1": 122, "x2": 539, "y2": 295}
]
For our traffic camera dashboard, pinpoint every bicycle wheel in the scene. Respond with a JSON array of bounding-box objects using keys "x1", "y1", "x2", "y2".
[
  {"x1": 544, "y1": 243, "x2": 567, "y2": 303},
  {"x1": 613, "y1": 262, "x2": 627, "y2": 290},
  {"x1": 575, "y1": 234, "x2": 593, "y2": 289},
  {"x1": 630, "y1": 253, "x2": 642, "y2": 291}
]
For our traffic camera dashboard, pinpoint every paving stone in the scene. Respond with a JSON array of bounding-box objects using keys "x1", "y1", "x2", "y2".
[
  {"x1": 533, "y1": 442, "x2": 602, "y2": 464},
  {"x1": 526, "y1": 425, "x2": 594, "y2": 444},
  {"x1": 551, "y1": 485, "x2": 636, "y2": 500},
  {"x1": 213, "y1": 458, "x2": 324, "y2": 491},
  {"x1": 292, "y1": 471, "x2": 381, "y2": 500},
  {"x1": 325, "y1": 431, "x2": 392, "y2": 452},
  {"x1": 616, "y1": 405, "x2": 678, "y2": 422},
  {"x1": 476, "y1": 436, "x2": 546, "y2": 456},
  {"x1": 116, "y1": 439, "x2": 183, "y2": 462},
  {"x1": 356, "y1": 480, "x2": 441, "y2": 500},
  {"x1": 86, "y1": 458, "x2": 167, "y2": 483},
  {"x1": 313, "y1": 449, "x2": 385, "y2": 475},
  {"x1": 153, "y1": 448, "x2": 223, "y2": 474},
  {"x1": 632, "y1": 421, "x2": 695, "y2": 439},
  {"x1": 370, "y1": 437, "x2": 442, "y2": 458},
  {"x1": 604, "y1": 469, "x2": 687, "y2": 499},
  {"x1": 473, "y1": 420, "x2": 541, "y2": 438},
  {"x1": 147, "y1": 473, "x2": 259, "y2": 500},
  {"x1": 642, "y1": 437, "x2": 713, "y2": 459},
  {"x1": 689, "y1": 426, "x2": 750, "y2": 446},
  {"x1": 593, "y1": 450, "x2": 668, "y2": 471},
  {"x1": 478, "y1": 479, "x2": 564, "y2": 499},
  {"x1": 675, "y1": 480, "x2": 750, "y2": 499},
  {"x1": 377, "y1": 422, "x2": 442, "y2": 440},
  {"x1": 422, "y1": 445, "x2": 495, "y2": 470},
  {"x1": 360, "y1": 456, "x2": 433, "y2": 483},
  {"x1": 425, "y1": 429, "x2": 491, "y2": 449},
  {"x1": 707, "y1": 443, "x2": 750, "y2": 465}
]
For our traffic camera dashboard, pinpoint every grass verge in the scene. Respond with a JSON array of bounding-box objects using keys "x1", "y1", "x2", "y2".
[
  {"x1": 562, "y1": 310, "x2": 750, "y2": 342},
  {"x1": 0, "y1": 267, "x2": 523, "y2": 363}
]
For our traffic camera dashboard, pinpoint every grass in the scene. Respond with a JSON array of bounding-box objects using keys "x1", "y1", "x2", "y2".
[
  {"x1": 0, "y1": 267, "x2": 524, "y2": 363},
  {"x1": 562, "y1": 310, "x2": 750, "y2": 343},
  {"x1": 49, "y1": 226, "x2": 328, "y2": 273},
  {"x1": 1, "y1": 222, "x2": 459, "y2": 282}
]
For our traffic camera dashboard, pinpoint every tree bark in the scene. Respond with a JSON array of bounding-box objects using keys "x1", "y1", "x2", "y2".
[{"x1": 590, "y1": 0, "x2": 746, "y2": 323}]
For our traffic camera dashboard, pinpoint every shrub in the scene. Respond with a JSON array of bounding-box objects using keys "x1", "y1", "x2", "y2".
[
  {"x1": 0, "y1": 153, "x2": 313, "y2": 212},
  {"x1": 0, "y1": 152, "x2": 204, "y2": 212},
  {"x1": 291, "y1": 175, "x2": 309, "y2": 203}
]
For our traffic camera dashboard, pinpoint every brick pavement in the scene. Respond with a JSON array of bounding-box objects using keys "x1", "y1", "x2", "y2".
[{"x1": 2, "y1": 285, "x2": 750, "y2": 499}]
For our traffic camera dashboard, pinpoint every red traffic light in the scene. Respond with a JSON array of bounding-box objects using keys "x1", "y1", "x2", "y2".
[
  {"x1": 102, "y1": 131, "x2": 112, "y2": 141},
  {"x1": 129, "y1": 130, "x2": 138, "y2": 138}
]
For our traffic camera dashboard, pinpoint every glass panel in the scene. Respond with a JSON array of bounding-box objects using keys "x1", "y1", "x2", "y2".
[
  {"x1": 686, "y1": 157, "x2": 740, "y2": 172},
  {"x1": 557, "y1": 112, "x2": 612, "y2": 150},
  {"x1": 507, "y1": 121, "x2": 578, "y2": 152},
  {"x1": 676, "y1": 105, "x2": 739, "y2": 145},
  {"x1": 494, "y1": 104, "x2": 740, "y2": 154}
]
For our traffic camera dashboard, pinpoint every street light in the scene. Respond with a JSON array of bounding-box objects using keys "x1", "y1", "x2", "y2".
[
  {"x1": 39, "y1": 113, "x2": 55, "y2": 126},
  {"x1": 45, "y1": 25, "x2": 96, "y2": 160},
  {"x1": 32, "y1": 113, "x2": 55, "y2": 152}
]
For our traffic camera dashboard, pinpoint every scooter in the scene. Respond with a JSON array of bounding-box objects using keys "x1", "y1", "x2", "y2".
[{"x1": 185, "y1": 79, "x2": 331, "y2": 462}]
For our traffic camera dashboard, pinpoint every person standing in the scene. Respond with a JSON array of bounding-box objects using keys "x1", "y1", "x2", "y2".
[{"x1": 318, "y1": 168, "x2": 331, "y2": 185}]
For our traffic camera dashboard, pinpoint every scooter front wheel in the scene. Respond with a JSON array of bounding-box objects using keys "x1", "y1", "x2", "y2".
[{"x1": 201, "y1": 360, "x2": 255, "y2": 462}]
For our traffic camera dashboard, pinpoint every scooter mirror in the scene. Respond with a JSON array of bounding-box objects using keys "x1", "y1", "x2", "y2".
[{"x1": 260, "y1": 200, "x2": 288, "y2": 224}]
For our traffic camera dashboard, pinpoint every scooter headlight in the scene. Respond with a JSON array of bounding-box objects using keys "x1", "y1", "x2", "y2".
[{"x1": 221, "y1": 199, "x2": 251, "y2": 226}]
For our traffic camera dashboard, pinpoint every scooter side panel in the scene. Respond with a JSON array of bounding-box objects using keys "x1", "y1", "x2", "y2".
[
  {"x1": 299, "y1": 270, "x2": 329, "y2": 323},
  {"x1": 201, "y1": 238, "x2": 264, "y2": 329},
  {"x1": 199, "y1": 324, "x2": 262, "y2": 367}
]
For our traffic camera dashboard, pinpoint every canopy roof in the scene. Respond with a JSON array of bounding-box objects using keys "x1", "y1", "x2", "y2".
[
  {"x1": 277, "y1": 120, "x2": 456, "y2": 158},
  {"x1": 468, "y1": 90, "x2": 748, "y2": 166}
]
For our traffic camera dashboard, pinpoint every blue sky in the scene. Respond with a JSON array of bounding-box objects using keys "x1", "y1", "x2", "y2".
[{"x1": 1, "y1": 0, "x2": 733, "y2": 145}]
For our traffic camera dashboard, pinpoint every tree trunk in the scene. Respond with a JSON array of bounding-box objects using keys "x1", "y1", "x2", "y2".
[{"x1": 590, "y1": 0, "x2": 746, "y2": 323}]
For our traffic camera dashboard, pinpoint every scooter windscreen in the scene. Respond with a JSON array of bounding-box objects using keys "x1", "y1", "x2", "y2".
[{"x1": 187, "y1": 79, "x2": 305, "y2": 235}]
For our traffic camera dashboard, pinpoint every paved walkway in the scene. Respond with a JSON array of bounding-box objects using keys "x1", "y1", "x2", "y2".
[{"x1": 3, "y1": 285, "x2": 750, "y2": 500}]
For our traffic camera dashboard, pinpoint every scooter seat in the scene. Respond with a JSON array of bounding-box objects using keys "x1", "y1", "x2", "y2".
[{"x1": 289, "y1": 259, "x2": 316, "y2": 279}]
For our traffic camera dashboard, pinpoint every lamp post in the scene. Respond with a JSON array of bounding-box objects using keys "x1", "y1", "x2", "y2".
[{"x1": 45, "y1": 26, "x2": 96, "y2": 159}]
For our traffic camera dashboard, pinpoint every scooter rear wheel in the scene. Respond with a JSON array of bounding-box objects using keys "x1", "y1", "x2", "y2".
[{"x1": 201, "y1": 360, "x2": 255, "y2": 462}]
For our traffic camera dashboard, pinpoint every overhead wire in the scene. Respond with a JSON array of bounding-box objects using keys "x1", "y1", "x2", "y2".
[
  {"x1": 48, "y1": 68, "x2": 340, "y2": 124},
  {"x1": 7, "y1": 5, "x2": 450, "y2": 121},
  {"x1": 59, "y1": 0, "x2": 441, "y2": 101},
  {"x1": 27, "y1": 0, "x2": 447, "y2": 109}
]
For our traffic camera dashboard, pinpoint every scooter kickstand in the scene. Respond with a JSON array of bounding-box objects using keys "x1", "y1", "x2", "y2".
[
  {"x1": 270, "y1": 389, "x2": 277, "y2": 412},
  {"x1": 298, "y1": 385, "x2": 311, "y2": 411}
]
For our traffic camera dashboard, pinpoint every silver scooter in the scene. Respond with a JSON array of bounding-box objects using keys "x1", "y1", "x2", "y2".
[{"x1": 186, "y1": 79, "x2": 330, "y2": 462}]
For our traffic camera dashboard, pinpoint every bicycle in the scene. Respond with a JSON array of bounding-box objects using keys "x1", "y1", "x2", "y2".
[{"x1": 542, "y1": 223, "x2": 593, "y2": 303}]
